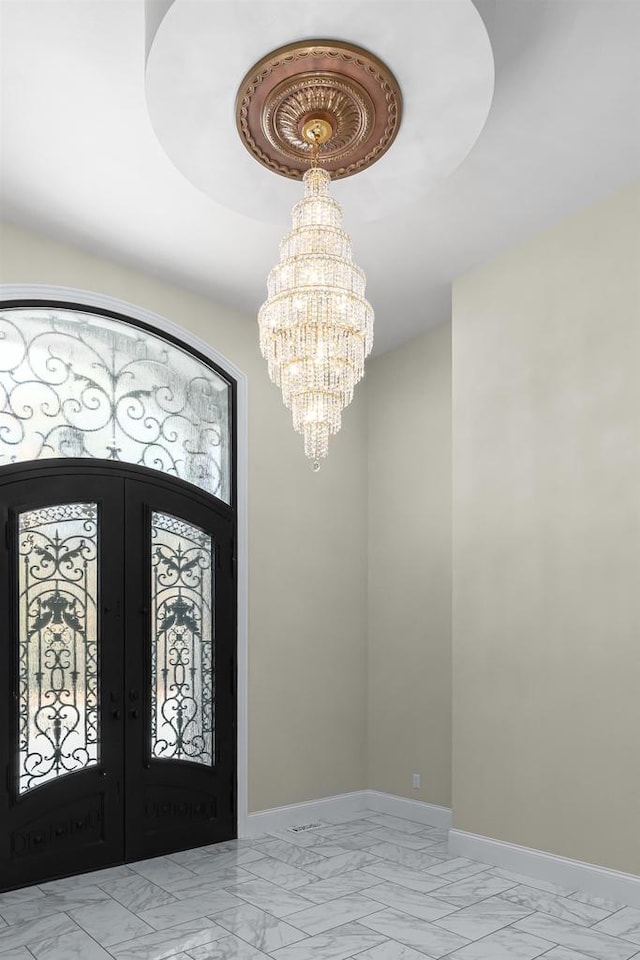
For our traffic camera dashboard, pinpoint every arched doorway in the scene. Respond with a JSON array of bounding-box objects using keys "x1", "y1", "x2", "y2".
[{"x1": 0, "y1": 300, "x2": 238, "y2": 891}]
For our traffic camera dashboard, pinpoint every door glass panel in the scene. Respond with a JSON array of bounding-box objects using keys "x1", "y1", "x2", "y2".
[
  {"x1": 150, "y1": 511, "x2": 214, "y2": 766},
  {"x1": 18, "y1": 503, "x2": 99, "y2": 794},
  {"x1": 0, "y1": 307, "x2": 232, "y2": 502}
]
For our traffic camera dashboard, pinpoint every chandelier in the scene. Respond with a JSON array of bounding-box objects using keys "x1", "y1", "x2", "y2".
[
  {"x1": 259, "y1": 153, "x2": 373, "y2": 463},
  {"x1": 236, "y1": 41, "x2": 401, "y2": 465}
]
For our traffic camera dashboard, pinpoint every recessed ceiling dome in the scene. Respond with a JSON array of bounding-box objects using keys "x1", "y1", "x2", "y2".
[{"x1": 145, "y1": 0, "x2": 495, "y2": 223}]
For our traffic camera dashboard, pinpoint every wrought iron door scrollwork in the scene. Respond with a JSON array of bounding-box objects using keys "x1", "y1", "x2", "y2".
[
  {"x1": 18, "y1": 503, "x2": 99, "y2": 794},
  {"x1": 0, "y1": 307, "x2": 231, "y2": 501},
  {"x1": 151, "y1": 512, "x2": 214, "y2": 766}
]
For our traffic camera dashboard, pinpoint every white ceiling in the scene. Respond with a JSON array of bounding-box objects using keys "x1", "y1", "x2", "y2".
[{"x1": 1, "y1": 0, "x2": 639, "y2": 354}]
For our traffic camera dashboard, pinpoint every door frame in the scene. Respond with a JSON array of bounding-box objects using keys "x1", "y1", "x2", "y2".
[{"x1": 0, "y1": 284, "x2": 250, "y2": 837}]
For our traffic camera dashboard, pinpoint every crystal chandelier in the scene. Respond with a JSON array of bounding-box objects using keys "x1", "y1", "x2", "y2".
[
  {"x1": 258, "y1": 143, "x2": 373, "y2": 463},
  {"x1": 236, "y1": 41, "x2": 402, "y2": 464}
]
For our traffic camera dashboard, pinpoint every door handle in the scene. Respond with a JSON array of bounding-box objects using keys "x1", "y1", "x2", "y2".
[
  {"x1": 129, "y1": 690, "x2": 139, "y2": 701},
  {"x1": 129, "y1": 708, "x2": 140, "y2": 719},
  {"x1": 103, "y1": 601, "x2": 121, "y2": 620},
  {"x1": 111, "y1": 709, "x2": 121, "y2": 720}
]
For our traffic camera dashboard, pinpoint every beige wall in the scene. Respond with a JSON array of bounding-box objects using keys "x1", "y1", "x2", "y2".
[
  {"x1": 452, "y1": 180, "x2": 640, "y2": 874},
  {"x1": 367, "y1": 323, "x2": 452, "y2": 807},
  {"x1": 7, "y1": 174, "x2": 635, "y2": 877},
  {"x1": 0, "y1": 222, "x2": 368, "y2": 813}
]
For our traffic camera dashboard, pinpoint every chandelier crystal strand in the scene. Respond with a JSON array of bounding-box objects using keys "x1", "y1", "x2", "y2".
[{"x1": 258, "y1": 166, "x2": 374, "y2": 463}]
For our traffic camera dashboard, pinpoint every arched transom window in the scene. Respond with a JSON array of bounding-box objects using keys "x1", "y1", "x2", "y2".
[{"x1": 0, "y1": 305, "x2": 232, "y2": 502}]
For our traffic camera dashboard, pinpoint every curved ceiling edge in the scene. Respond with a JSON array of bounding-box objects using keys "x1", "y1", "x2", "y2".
[{"x1": 145, "y1": 0, "x2": 495, "y2": 224}]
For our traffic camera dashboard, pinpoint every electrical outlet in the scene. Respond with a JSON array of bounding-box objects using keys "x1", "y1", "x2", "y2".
[{"x1": 412, "y1": 773, "x2": 421, "y2": 789}]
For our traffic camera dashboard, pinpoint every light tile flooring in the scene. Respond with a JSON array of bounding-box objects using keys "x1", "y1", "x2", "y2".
[{"x1": 1, "y1": 810, "x2": 639, "y2": 960}]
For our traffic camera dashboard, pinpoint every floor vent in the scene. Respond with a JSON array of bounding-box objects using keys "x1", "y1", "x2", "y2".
[{"x1": 288, "y1": 822, "x2": 324, "y2": 833}]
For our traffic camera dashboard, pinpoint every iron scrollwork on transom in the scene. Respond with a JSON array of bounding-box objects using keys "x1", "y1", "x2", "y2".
[
  {"x1": 151, "y1": 511, "x2": 214, "y2": 766},
  {"x1": 0, "y1": 307, "x2": 231, "y2": 501},
  {"x1": 18, "y1": 503, "x2": 99, "y2": 795}
]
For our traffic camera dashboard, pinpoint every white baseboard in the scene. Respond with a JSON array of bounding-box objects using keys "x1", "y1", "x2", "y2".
[
  {"x1": 366, "y1": 790, "x2": 452, "y2": 829},
  {"x1": 449, "y1": 828, "x2": 640, "y2": 909},
  {"x1": 243, "y1": 789, "x2": 452, "y2": 837},
  {"x1": 243, "y1": 791, "x2": 368, "y2": 836},
  {"x1": 243, "y1": 794, "x2": 640, "y2": 908}
]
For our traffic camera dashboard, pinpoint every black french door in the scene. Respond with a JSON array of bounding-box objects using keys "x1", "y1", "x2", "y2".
[{"x1": 0, "y1": 461, "x2": 236, "y2": 892}]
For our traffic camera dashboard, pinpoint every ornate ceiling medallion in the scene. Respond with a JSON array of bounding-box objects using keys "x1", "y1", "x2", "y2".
[{"x1": 235, "y1": 40, "x2": 402, "y2": 180}]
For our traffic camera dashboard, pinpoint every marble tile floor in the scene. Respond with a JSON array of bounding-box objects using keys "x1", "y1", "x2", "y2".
[{"x1": 1, "y1": 810, "x2": 639, "y2": 960}]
